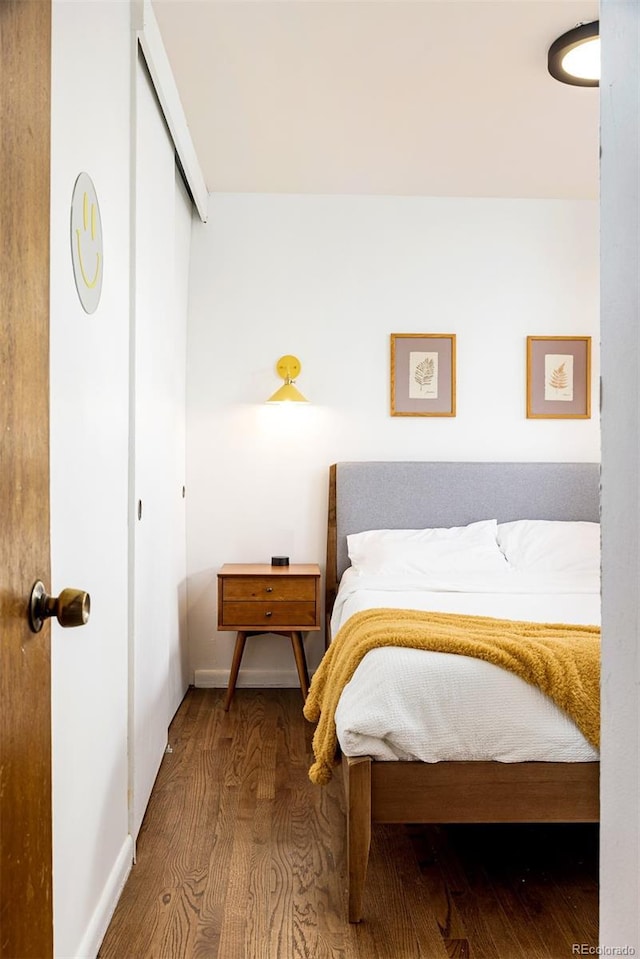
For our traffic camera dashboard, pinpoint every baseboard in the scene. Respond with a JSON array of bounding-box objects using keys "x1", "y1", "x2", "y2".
[
  {"x1": 194, "y1": 668, "x2": 304, "y2": 688},
  {"x1": 73, "y1": 833, "x2": 133, "y2": 959}
]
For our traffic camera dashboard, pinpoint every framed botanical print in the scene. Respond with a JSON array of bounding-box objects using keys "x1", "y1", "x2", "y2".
[
  {"x1": 390, "y1": 333, "x2": 456, "y2": 417},
  {"x1": 527, "y1": 336, "x2": 591, "y2": 419}
]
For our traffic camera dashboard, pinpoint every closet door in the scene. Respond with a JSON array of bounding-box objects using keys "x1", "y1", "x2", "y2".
[
  {"x1": 168, "y1": 170, "x2": 191, "y2": 719},
  {"x1": 131, "y1": 53, "x2": 188, "y2": 839}
]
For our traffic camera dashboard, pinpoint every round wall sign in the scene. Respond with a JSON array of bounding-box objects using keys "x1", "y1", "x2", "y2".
[{"x1": 70, "y1": 172, "x2": 103, "y2": 313}]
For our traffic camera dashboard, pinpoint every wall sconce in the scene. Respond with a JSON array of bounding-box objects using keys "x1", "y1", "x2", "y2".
[
  {"x1": 267, "y1": 355, "x2": 308, "y2": 403},
  {"x1": 548, "y1": 21, "x2": 599, "y2": 87}
]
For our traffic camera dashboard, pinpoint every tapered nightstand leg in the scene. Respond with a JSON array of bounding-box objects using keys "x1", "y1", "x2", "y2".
[
  {"x1": 290, "y1": 630, "x2": 310, "y2": 701},
  {"x1": 224, "y1": 631, "x2": 247, "y2": 711}
]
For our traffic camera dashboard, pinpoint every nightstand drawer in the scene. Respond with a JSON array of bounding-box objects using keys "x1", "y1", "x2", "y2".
[
  {"x1": 222, "y1": 576, "x2": 316, "y2": 602},
  {"x1": 220, "y1": 601, "x2": 317, "y2": 628}
]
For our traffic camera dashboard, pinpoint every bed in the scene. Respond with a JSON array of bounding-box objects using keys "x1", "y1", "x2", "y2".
[{"x1": 319, "y1": 461, "x2": 600, "y2": 922}]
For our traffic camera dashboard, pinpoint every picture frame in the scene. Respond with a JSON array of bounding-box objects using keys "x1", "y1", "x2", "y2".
[
  {"x1": 390, "y1": 333, "x2": 456, "y2": 417},
  {"x1": 526, "y1": 336, "x2": 591, "y2": 419}
]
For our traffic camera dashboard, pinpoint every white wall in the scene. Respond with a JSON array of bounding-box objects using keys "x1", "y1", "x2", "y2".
[
  {"x1": 187, "y1": 194, "x2": 600, "y2": 684},
  {"x1": 50, "y1": 2, "x2": 132, "y2": 956},
  {"x1": 600, "y1": 0, "x2": 640, "y2": 949},
  {"x1": 50, "y1": 3, "x2": 194, "y2": 955}
]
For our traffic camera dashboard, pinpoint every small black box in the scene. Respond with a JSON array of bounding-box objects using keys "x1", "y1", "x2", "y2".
[{"x1": 271, "y1": 556, "x2": 290, "y2": 567}]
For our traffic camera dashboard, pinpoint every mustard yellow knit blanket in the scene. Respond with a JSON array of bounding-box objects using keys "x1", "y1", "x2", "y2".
[{"x1": 303, "y1": 607, "x2": 600, "y2": 784}]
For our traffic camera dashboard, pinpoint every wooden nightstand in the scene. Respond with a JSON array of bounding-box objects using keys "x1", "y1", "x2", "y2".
[{"x1": 217, "y1": 563, "x2": 321, "y2": 711}]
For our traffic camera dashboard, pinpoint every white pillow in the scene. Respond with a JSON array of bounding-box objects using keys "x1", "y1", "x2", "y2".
[
  {"x1": 497, "y1": 520, "x2": 600, "y2": 574},
  {"x1": 347, "y1": 519, "x2": 508, "y2": 576}
]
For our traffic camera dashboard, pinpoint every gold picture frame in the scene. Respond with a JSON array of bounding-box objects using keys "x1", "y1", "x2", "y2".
[
  {"x1": 390, "y1": 333, "x2": 456, "y2": 417},
  {"x1": 526, "y1": 336, "x2": 591, "y2": 419}
]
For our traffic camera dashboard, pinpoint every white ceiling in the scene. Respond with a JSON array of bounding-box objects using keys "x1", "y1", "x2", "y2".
[{"x1": 152, "y1": 0, "x2": 599, "y2": 199}]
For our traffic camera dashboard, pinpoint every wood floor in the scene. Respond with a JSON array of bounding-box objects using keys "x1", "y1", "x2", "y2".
[{"x1": 99, "y1": 688, "x2": 598, "y2": 959}]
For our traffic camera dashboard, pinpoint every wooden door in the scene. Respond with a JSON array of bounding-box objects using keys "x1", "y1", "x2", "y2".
[{"x1": 0, "y1": 3, "x2": 54, "y2": 957}]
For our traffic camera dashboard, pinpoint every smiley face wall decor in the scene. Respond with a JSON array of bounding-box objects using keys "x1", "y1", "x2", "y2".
[{"x1": 70, "y1": 172, "x2": 103, "y2": 313}]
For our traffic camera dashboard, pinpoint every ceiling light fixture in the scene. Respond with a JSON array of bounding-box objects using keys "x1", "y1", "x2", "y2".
[{"x1": 548, "y1": 20, "x2": 600, "y2": 87}]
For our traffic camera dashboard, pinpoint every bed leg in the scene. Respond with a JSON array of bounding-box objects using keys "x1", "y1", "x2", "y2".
[{"x1": 343, "y1": 755, "x2": 372, "y2": 923}]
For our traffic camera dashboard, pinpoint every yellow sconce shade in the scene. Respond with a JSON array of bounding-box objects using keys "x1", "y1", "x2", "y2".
[{"x1": 267, "y1": 355, "x2": 308, "y2": 403}]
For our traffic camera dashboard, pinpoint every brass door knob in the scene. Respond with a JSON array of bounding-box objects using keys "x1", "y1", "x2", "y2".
[{"x1": 29, "y1": 580, "x2": 91, "y2": 633}]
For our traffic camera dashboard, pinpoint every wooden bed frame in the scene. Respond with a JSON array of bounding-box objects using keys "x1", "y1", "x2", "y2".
[{"x1": 325, "y1": 462, "x2": 600, "y2": 923}]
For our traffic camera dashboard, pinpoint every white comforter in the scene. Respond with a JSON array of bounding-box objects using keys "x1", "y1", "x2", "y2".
[{"x1": 330, "y1": 568, "x2": 600, "y2": 764}]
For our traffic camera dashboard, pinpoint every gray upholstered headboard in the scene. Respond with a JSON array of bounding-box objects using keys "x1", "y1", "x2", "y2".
[{"x1": 329, "y1": 461, "x2": 601, "y2": 586}]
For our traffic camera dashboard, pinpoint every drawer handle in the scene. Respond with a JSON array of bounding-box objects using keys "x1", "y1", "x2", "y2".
[
  {"x1": 265, "y1": 611, "x2": 272, "y2": 617},
  {"x1": 265, "y1": 587, "x2": 273, "y2": 593}
]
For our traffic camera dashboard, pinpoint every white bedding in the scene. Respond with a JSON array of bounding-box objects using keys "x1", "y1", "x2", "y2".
[{"x1": 331, "y1": 568, "x2": 600, "y2": 764}]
